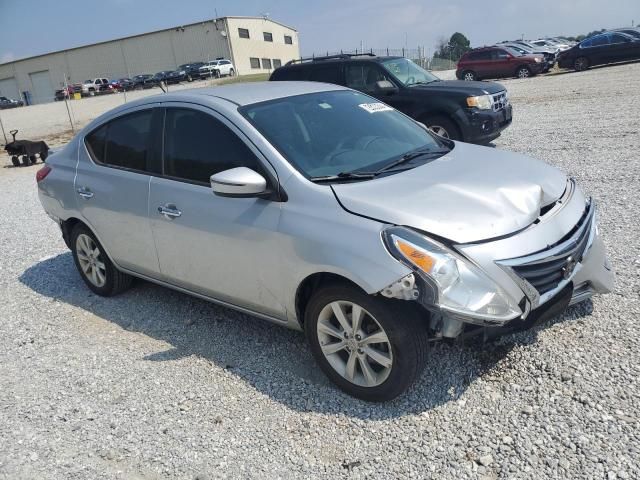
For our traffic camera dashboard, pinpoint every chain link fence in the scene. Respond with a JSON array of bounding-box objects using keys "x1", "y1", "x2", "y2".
[{"x1": 306, "y1": 47, "x2": 457, "y2": 71}]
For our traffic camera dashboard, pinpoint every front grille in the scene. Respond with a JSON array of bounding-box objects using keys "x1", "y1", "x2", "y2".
[
  {"x1": 503, "y1": 202, "x2": 594, "y2": 295},
  {"x1": 491, "y1": 91, "x2": 509, "y2": 111}
]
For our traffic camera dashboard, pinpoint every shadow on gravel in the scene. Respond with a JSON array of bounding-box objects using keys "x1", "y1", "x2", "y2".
[{"x1": 20, "y1": 252, "x2": 593, "y2": 419}]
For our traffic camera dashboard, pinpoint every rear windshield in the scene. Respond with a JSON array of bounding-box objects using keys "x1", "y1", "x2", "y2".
[{"x1": 240, "y1": 90, "x2": 445, "y2": 179}]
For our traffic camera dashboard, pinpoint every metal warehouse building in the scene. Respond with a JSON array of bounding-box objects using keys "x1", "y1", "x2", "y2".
[{"x1": 0, "y1": 16, "x2": 300, "y2": 105}]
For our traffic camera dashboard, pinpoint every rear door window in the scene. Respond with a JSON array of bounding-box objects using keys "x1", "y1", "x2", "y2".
[
  {"x1": 85, "y1": 110, "x2": 157, "y2": 173},
  {"x1": 308, "y1": 64, "x2": 341, "y2": 84},
  {"x1": 271, "y1": 66, "x2": 307, "y2": 80},
  {"x1": 163, "y1": 108, "x2": 264, "y2": 184},
  {"x1": 608, "y1": 33, "x2": 630, "y2": 44}
]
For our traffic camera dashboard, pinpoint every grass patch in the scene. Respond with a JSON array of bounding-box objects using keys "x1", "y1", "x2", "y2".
[{"x1": 217, "y1": 73, "x2": 270, "y2": 85}]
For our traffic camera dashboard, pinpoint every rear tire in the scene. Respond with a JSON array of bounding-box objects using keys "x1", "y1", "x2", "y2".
[
  {"x1": 422, "y1": 115, "x2": 462, "y2": 141},
  {"x1": 229, "y1": 68, "x2": 235, "y2": 76},
  {"x1": 304, "y1": 283, "x2": 428, "y2": 401},
  {"x1": 11, "y1": 156, "x2": 19, "y2": 167},
  {"x1": 21, "y1": 156, "x2": 29, "y2": 166},
  {"x1": 462, "y1": 70, "x2": 476, "y2": 81},
  {"x1": 574, "y1": 57, "x2": 589, "y2": 71},
  {"x1": 71, "y1": 224, "x2": 132, "y2": 296}
]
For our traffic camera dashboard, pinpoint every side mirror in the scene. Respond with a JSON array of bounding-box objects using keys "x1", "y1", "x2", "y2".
[
  {"x1": 374, "y1": 80, "x2": 398, "y2": 95},
  {"x1": 210, "y1": 167, "x2": 268, "y2": 198}
]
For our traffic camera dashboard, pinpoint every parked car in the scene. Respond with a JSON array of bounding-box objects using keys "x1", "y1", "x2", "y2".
[
  {"x1": 132, "y1": 74, "x2": 153, "y2": 90},
  {"x1": 611, "y1": 28, "x2": 640, "y2": 40},
  {"x1": 164, "y1": 70, "x2": 186, "y2": 84},
  {"x1": 511, "y1": 40, "x2": 558, "y2": 56},
  {"x1": 456, "y1": 46, "x2": 545, "y2": 80},
  {"x1": 497, "y1": 42, "x2": 555, "y2": 72},
  {"x1": 143, "y1": 71, "x2": 173, "y2": 88},
  {"x1": 270, "y1": 53, "x2": 512, "y2": 144},
  {"x1": 177, "y1": 62, "x2": 206, "y2": 82},
  {"x1": 199, "y1": 59, "x2": 235, "y2": 78},
  {"x1": 557, "y1": 32, "x2": 640, "y2": 71},
  {"x1": 111, "y1": 78, "x2": 134, "y2": 91},
  {"x1": 35, "y1": 82, "x2": 614, "y2": 400},
  {"x1": 54, "y1": 87, "x2": 73, "y2": 101},
  {"x1": 78, "y1": 78, "x2": 112, "y2": 96},
  {"x1": 531, "y1": 39, "x2": 571, "y2": 51},
  {"x1": 0, "y1": 96, "x2": 24, "y2": 109}
]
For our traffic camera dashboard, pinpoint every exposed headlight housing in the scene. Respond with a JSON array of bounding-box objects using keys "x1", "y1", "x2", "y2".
[
  {"x1": 534, "y1": 57, "x2": 543, "y2": 63},
  {"x1": 466, "y1": 94, "x2": 493, "y2": 110},
  {"x1": 383, "y1": 227, "x2": 522, "y2": 323}
]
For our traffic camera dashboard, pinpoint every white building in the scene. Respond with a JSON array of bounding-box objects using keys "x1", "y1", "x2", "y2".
[{"x1": 0, "y1": 16, "x2": 300, "y2": 105}]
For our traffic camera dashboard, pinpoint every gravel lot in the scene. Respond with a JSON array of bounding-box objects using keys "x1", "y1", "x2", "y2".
[{"x1": 1, "y1": 63, "x2": 639, "y2": 479}]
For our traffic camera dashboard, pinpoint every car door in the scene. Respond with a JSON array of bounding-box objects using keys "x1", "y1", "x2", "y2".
[
  {"x1": 492, "y1": 49, "x2": 514, "y2": 77},
  {"x1": 75, "y1": 106, "x2": 163, "y2": 277},
  {"x1": 148, "y1": 104, "x2": 285, "y2": 317},
  {"x1": 607, "y1": 33, "x2": 635, "y2": 62},
  {"x1": 219, "y1": 60, "x2": 232, "y2": 75},
  {"x1": 586, "y1": 34, "x2": 610, "y2": 66}
]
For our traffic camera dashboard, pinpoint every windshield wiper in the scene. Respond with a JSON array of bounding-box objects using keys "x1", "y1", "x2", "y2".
[
  {"x1": 373, "y1": 148, "x2": 450, "y2": 175},
  {"x1": 310, "y1": 171, "x2": 375, "y2": 183}
]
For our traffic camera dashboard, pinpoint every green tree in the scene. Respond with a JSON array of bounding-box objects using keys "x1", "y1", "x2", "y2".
[{"x1": 434, "y1": 32, "x2": 471, "y2": 62}]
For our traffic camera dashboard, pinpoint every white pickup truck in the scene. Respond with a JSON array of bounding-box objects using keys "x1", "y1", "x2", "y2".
[{"x1": 78, "y1": 78, "x2": 111, "y2": 96}]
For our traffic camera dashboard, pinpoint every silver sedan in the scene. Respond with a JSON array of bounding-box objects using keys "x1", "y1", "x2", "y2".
[{"x1": 36, "y1": 81, "x2": 613, "y2": 401}]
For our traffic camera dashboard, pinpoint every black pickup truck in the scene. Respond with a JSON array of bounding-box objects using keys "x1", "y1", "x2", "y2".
[{"x1": 270, "y1": 53, "x2": 512, "y2": 144}]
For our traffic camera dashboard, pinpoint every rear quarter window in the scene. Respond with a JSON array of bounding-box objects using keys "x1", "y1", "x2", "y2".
[{"x1": 271, "y1": 66, "x2": 308, "y2": 81}]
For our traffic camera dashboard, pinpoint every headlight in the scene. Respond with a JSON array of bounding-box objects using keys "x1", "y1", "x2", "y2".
[
  {"x1": 466, "y1": 94, "x2": 493, "y2": 110},
  {"x1": 383, "y1": 227, "x2": 522, "y2": 323},
  {"x1": 535, "y1": 57, "x2": 542, "y2": 63}
]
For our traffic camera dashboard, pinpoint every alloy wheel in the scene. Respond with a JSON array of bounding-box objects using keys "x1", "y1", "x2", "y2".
[
  {"x1": 316, "y1": 301, "x2": 393, "y2": 388},
  {"x1": 75, "y1": 234, "x2": 106, "y2": 287},
  {"x1": 428, "y1": 125, "x2": 450, "y2": 138},
  {"x1": 517, "y1": 68, "x2": 530, "y2": 78},
  {"x1": 463, "y1": 72, "x2": 475, "y2": 81}
]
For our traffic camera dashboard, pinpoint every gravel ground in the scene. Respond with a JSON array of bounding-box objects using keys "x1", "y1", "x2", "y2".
[{"x1": 1, "y1": 62, "x2": 639, "y2": 479}]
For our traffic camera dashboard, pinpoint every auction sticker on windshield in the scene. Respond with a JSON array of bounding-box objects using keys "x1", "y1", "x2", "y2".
[{"x1": 358, "y1": 103, "x2": 394, "y2": 113}]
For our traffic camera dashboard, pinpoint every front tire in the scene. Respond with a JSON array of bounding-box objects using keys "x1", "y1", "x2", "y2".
[
  {"x1": 516, "y1": 66, "x2": 531, "y2": 78},
  {"x1": 71, "y1": 225, "x2": 132, "y2": 296},
  {"x1": 304, "y1": 284, "x2": 428, "y2": 401},
  {"x1": 422, "y1": 115, "x2": 461, "y2": 141}
]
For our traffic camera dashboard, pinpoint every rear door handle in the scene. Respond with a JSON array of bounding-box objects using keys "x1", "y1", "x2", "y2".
[
  {"x1": 157, "y1": 204, "x2": 182, "y2": 219},
  {"x1": 77, "y1": 187, "x2": 94, "y2": 199}
]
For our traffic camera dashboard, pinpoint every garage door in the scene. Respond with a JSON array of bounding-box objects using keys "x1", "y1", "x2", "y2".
[
  {"x1": 29, "y1": 70, "x2": 54, "y2": 104},
  {"x1": 0, "y1": 77, "x2": 19, "y2": 101}
]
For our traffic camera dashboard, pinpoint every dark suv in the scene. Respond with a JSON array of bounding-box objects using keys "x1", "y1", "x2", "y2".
[
  {"x1": 456, "y1": 47, "x2": 545, "y2": 81},
  {"x1": 270, "y1": 53, "x2": 512, "y2": 144}
]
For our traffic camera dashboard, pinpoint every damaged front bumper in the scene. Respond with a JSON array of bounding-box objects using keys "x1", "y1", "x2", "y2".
[{"x1": 379, "y1": 195, "x2": 614, "y2": 340}]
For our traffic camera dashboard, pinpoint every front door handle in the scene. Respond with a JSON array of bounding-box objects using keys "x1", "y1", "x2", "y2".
[
  {"x1": 157, "y1": 204, "x2": 182, "y2": 219},
  {"x1": 77, "y1": 187, "x2": 94, "y2": 199}
]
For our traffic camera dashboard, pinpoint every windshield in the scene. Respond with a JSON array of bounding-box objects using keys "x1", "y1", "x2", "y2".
[
  {"x1": 503, "y1": 46, "x2": 524, "y2": 56},
  {"x1": 380, "y1": 58, "x2": 439, "y2": 86},
  {"x1": 241, "y1": 90, "x2": 447, "y2": 179}
]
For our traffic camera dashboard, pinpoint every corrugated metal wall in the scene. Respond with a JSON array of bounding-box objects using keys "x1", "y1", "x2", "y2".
[{"x1": 0, "y1": 19, "x2": 232, "y2": 104}]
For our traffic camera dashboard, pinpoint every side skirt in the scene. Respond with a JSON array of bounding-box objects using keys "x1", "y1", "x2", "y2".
[{"x1": 117, "y1": 267, "x2": 293, "y2": 329}]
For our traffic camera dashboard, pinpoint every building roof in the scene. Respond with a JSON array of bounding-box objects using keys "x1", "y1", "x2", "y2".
[{"x1": 0, "y1": 16, "x2": 297, "y2": 67}]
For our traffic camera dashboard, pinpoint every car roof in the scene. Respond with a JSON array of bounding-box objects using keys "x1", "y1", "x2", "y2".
[
  {"x1": 281, "y1": 55, "x2": 403, "y2": 68},
  {"x1": 114, "y1": 81, "x2": 347, "y2": 109}
]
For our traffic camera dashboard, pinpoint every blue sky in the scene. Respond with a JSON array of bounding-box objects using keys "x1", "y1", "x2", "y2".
[{"x1": 0, "y1": 0, "x2": 637, "y2": 63}]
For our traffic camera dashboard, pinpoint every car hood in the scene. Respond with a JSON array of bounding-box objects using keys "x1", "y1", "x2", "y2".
[
  {"x1": 331, "y1": 142, "x2": 567, "y2": 244},
  {"x1": 414, "y1": 79, "x2": 506, "y2": 95}
]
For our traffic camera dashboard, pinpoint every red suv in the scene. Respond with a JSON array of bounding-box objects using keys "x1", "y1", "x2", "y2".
[{"x1": 457, "y1": 46, "x2": 545, "y2": 81}]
